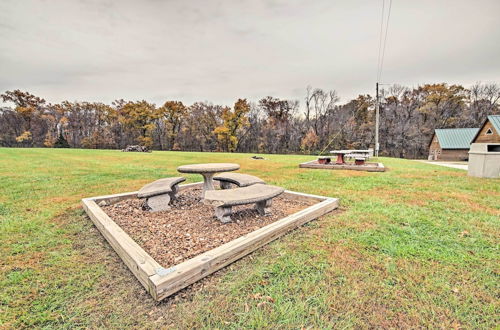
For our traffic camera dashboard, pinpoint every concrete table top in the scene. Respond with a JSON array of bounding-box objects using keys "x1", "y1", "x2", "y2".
[
  {"x1": 330, "y1": 150, "x2": 370, "y2": 154},
  {"x1": 177, "y1": 163, "x2": 240, "y2": 198},
  {"x1": 177, "y1": 163, "x2": 240, "y2": 173}
]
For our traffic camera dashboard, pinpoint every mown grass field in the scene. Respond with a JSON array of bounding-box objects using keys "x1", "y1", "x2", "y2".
[{"x1": 1, "y1": 148, "x2": 498, "y2": 328}]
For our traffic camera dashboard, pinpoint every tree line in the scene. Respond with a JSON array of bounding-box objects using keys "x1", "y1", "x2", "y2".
[{"x1": 1, "y1": 82, "x2": 499, "y2": 158}]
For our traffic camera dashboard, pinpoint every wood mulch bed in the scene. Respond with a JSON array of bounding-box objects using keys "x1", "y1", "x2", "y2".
[{"x1": 102, "y1": 186, "x2": 315, "y2": 268}]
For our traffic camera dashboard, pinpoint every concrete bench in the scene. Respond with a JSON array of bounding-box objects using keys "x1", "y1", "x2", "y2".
[
  {"x1": 138, "y1": 177, "x2": 186, "y2": 212},
  {"x1": 213, "y1": 172, "x2": 265, "y2": 189},
  {"x1": 203, "y1": 184, "x2": 285, "y2": 222}
]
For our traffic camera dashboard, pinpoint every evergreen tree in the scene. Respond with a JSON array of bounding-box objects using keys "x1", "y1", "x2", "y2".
[{"x1": 53, "y1": 133, "x2": 70, "y2": 148}]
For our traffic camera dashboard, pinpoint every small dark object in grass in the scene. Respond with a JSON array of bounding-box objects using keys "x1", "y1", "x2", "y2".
[
  {"x1": 252, "y1": 156, "x2": 264, "y2": 159},
  {"x1": 122, "y1": 145, "x2": 151, "y2": 152}
]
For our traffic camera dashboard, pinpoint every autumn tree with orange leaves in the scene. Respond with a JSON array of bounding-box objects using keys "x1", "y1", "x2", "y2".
[
  {"x1": 157, "y1": 101, "x2": 187, "y2": 150},
  {"x1": 214, "y1": 99, "x2": 250, "y2": 152},
  {"x1": 1, "y1": 89, "x2": 46, "y2": 146},
  {"x1": 117, "y1": 100, "x2": 157, "y2": 148}
]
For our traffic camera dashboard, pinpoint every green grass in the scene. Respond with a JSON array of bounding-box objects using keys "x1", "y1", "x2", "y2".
[{"x1": 0, "y1": 148, "x2": 498, "y2": 328}]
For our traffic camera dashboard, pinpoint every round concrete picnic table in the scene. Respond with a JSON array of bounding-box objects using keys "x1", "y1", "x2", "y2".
[{"x1": 177, "y1": 163, "x2": 240, "y2": 198}]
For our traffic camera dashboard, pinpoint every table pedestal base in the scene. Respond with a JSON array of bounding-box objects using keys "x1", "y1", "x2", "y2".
[
  {"x1": 335, "y1": 154, "x2": 345, "y2": 165},
  {"x1": 201, "y1": 173, "x2": 215, "y2": 198}
]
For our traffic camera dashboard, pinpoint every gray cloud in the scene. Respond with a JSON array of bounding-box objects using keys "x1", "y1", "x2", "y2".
[{"x1": 1, "y1": 0, "x2": 499, "y2": 107}]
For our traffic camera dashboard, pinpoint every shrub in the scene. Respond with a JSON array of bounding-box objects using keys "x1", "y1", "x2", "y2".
[{"x1": 53, "y1": 133, "x2": 70, "y2": 148}]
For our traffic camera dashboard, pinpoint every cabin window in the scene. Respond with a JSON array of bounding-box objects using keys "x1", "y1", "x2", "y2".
[{"x1": 485, "y1": 128, "x2": 493, "y2": 135}]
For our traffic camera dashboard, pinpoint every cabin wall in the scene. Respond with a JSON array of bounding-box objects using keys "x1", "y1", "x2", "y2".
[
  {"x1": 428, "y1": 134, "x2": 441, "y2": 160},
  {"x1": 439, "y1": 149, "x2": 470, "y2": 161},
  {"x1": 474, "y1": 121, "x2": 500, "y2": 143}
]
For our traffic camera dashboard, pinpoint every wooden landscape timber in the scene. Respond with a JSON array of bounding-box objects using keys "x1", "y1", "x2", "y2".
[
  {"x1": 81, "y1": 197, "x2": 160, "y2": 296},
  {"x1": 81, "y1": 182, "x2": 339, "y2": 301},
  {"x1": 299, "y1": 160, "x2": 386, "y2": 172}
]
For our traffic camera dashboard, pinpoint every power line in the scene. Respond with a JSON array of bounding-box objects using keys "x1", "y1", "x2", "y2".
[
  {"x1": 375, "y1": 0, "x2": 392, "y2": 158},
  {"x1": 379, "y1": 0, "x2": 392, "y2": 82},
  {"x1": 376, "y1": 0, "x2": 385, "y2": 82}
]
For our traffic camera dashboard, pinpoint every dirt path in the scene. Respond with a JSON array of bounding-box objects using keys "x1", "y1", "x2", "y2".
[{"x1": 419, "y1": 160, "x2": 468, "y2": 170}]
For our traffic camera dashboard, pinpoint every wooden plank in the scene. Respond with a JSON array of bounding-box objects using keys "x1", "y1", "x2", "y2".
[
  {"x1": 152, "y1": 198, "x2": 338, "y2": 300},
  {"x1": 81, "y1": 198, "x2": 161, "y2": 296},
  {"x1": 150, "y1": 198, "x2": 339, "y2": 300},
  {"x1": 282, "y1": 190, "x2": 327, "y2": 202},
  {"x1": 92, "y1": 191, "x2": 137, "y2": 205}
]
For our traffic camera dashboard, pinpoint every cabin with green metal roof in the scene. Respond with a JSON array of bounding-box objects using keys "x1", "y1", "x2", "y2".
[
  {"x1": 471, "y1": 115, "x2": 500, "y2": 144},
  {"x1": 428, "y1": 127, "x2": 479, "y2": 161}
]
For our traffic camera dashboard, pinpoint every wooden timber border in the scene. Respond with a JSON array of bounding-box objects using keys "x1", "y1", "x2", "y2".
[
  {"x1": 81, "y1": 182, "x2": 339, "y2": 301},
  {"x1": 299, "y1": 160, "x2": 386, "y2": 172}
]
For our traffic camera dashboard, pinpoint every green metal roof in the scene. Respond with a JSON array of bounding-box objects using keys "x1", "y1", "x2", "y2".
[
  {"x1": 488, "y1": 115, "x2": 500, "y2": 133},
  {"x1": 435, "y1": 128, "x2": 479, "y2": 149}
]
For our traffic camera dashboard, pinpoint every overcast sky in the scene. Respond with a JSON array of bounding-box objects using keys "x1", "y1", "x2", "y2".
[{"x1": 1, "y1": 0, "x2": 499, "y2": 107}]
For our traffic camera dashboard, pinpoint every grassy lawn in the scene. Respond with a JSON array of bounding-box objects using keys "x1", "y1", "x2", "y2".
[{"x1": 1, "y1": 148, "x2": 498, "y2": 328}]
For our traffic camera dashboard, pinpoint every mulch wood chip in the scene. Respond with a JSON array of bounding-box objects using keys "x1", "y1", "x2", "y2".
[{"x1": 103, "y1": 186, "x2": 315, "y2": 268}]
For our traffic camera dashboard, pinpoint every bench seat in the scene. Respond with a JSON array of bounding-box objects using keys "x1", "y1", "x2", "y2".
[
  {"x1": 203, "y1": 184, "x2": 284, "y2": 222},
  {"x1": 354, "y1": 157, "x2": 366, "y2": 165},
  {"x1": 317, "y1": 156, "x2": 331, "y2": 164},
  {"x1": 213, "y1": 172, "x2": 265, "y2": 189},
  {"x1": 138, "y1": 177, "x2": 186, "y2": 212}
]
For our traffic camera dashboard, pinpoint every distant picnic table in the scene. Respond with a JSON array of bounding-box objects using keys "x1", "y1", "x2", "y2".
[{"x1": 329, "y1": 149, "x2": 371, "y2": 164}]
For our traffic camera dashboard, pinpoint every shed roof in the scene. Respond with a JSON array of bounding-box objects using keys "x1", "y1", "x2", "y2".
[
  {"x1": 434, "y1": 128, "x2": 479, "y2": 149},
  {"x1": 488, "y1": 115, "x2": 500, "y2": 133},
  {"x1": 471, "y1": 115, "x2": 500, "y2": 142}
]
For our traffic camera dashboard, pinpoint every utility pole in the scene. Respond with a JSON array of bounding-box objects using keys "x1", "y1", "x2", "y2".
[{"x1": 375, "y1": 82, "x2": 379, "y2": 157}]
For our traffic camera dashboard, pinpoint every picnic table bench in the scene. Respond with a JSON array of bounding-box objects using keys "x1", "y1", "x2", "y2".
[
  {"x1": 354, "y1": 157, "x2": 366, "y2": 165},
  {"x1": 317, "y1": 156, "x2": 331, "y2": 164},
  {"x1": 213, "y1": 172, "x2": 265, "y2": 189},
  {"x1": 203, "y1": 184, "x2": 285, "y2": 222},
  {"x1": 138, "y1": 177, "x2": 186, "y2": 211}
]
